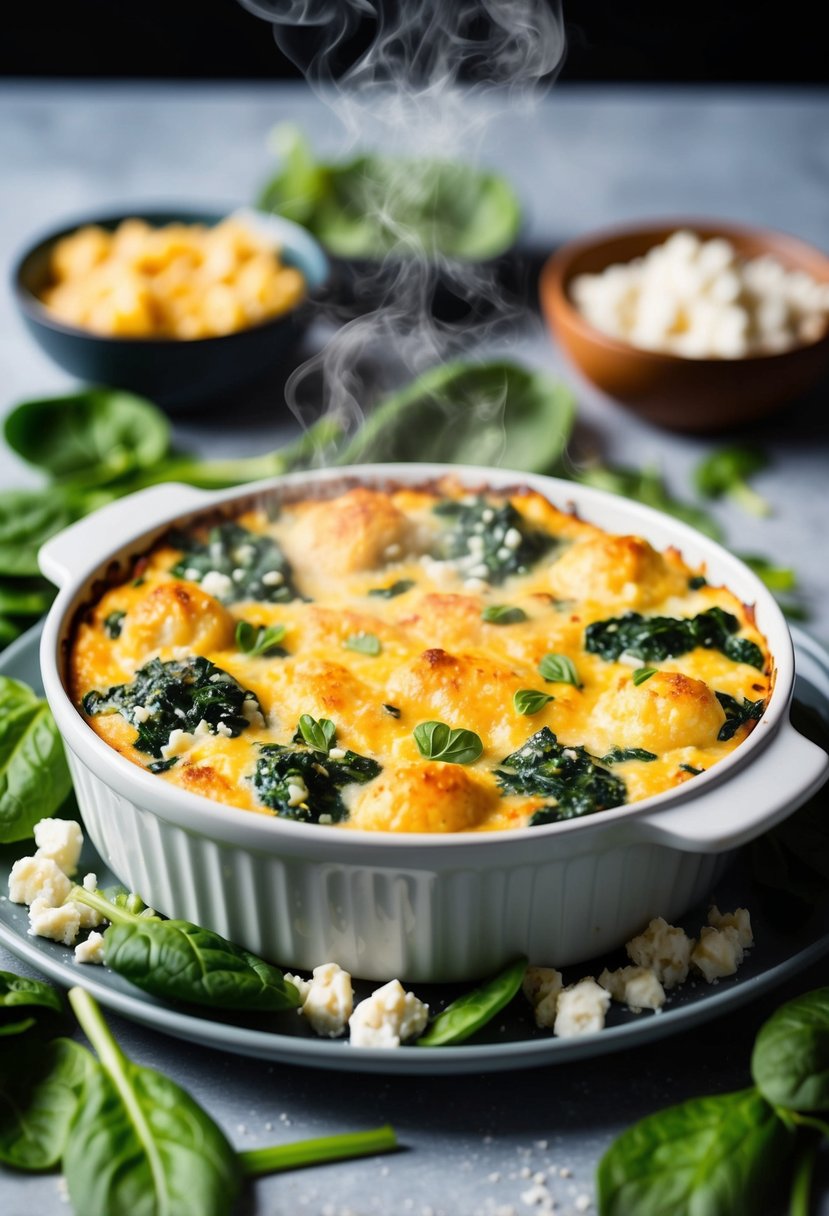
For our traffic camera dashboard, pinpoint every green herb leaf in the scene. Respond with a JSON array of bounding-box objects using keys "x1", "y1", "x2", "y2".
[
  {"x1": 538, "y1": 653, "x2": 581, "y2": 687},
  {"x1": 482, "y1": 604, "x2": 528, "y2": 625},
  {"x1": 752, "y1": 989, "x2": 829, "y2": 1112},
  {"x1": 368, "y1": 580, "x2": 415, "y2": 599},
  {"x1": 597, "y1": 1088, "x2": 791, "y2": 1216},
  {"x1": 0, "y1": 1036, "x2": 95, "y2": 1170},
  {"x1": 632, "y1": 667, "x2": 658, "y2": 686},
  {"x1": 65, "y1": 988, "x2": 242, "y2": 1216},
  {"x1": 103, "y1": 610, "x2": 126, "y2": 640},
  {"x1": 513, "y1": 688, "x2": 554, "y2": 716},
  {"x1": 0, "y1": 675, "x2": 73, "y2": 843},
  {"x1": 680, "y1": 763, "x2": 704, "y2": 775},
  {"x1": 235, "y1": 620, "x2": 287, "y2": 658},
  {"x1": 416, "y1": 958, "x2": 527, "y2": 1047},
  {"x1": 694, "y1": 446, "x2": 771, "y2": 516},
  {"x1": 296, "y1": 714, "x2": 337, "y2": 752},
  {"x1": 0, "y1": 970, "x2": 63, "y2": 1036},
  {"x1": 344, "y1": 631, "x2": 382, "y2": 656},
  {"x1": 716, "y1": 692, "x2": 766, "y2": 741},
  {"x1": 413, "y1": 721, "x2": 483, "y2": 765},
  {"x1": 336, "y1": 361, "x2": 575, "y2": 477},
  {"x1": 601, "y1": 746, "x2": 658, "y2": 764}
]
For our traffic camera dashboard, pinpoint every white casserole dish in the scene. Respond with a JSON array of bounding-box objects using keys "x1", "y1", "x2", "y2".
[{"x1": 38, "y1": 464, "x2": 829, "y2": 982}]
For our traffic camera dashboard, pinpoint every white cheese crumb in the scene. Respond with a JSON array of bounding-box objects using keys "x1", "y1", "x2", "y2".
[
  {"x1": 297, "y1": 963, "x2": 354, "y2": 1038},
  {"x1": 348, "y1": 978, "x2": 429, "y2": 1048},
  {"x1": 33, "y1": 818, "x2": 84, "y2": 876},
  {"x1": 284, "y1": 972, "x2": 312, "y2": 1002},
  {"x1": 553, "y1": 978, "x2": 611, "y2": 1038},
  {"x1": 161, "y1": 728, "x2": 195, "y2": 760},
  {"x1": 626, "y1": 917, "x2": 694, "y2": 989},
  {"x1": 200, "y1": 570, "x2": 234, "y2": 600},
  {"x1": 522, "y1": 965, "x2": 564, "y2": 1029},
  {"x1": 503, "y1": 527, "x2": 522, "y2": 550},
  {"x1": 132, "y1": 704, "x2": 151, "y2": 724},
  {"x1": 262, "y1": 569, "x2": 284, "y2": 586},
  {"x1": 520, "y1": 1182, "x2": 554, "y2": 1207},
  {"x1": 464, "y1": 577, "x2": 488, "y2": 592},
  {"x1": 193, "y1": 718, "x2": 213, "y2": 736},
  {"x1": 575, "y1": 1196, "x2": 591, "y2": 1213},
  {"x1": 383, "y1": 543, "x2": 403, "y2": 560},
  {"x1": 328, "y1": 747, "x2": 347, "y2": 760},
  {"x1": 29, "y1": 898, "x2": 81, "y2": 946},
  {"x1": 287, "y1": 778, "x2": 309, "y2": 808},
  {"x1": 234, "y1": 543, "x2": 256, "y2": 565},
  {"x1": 707, "y1": 905, "x2": 754, "y2": 949},
  {"x1": 9, "y1": 856, "x2": 73, "y2": 907},
  {"x1": 74, "y1": 930, "x2": 106, "y2": 964},
  {"x1": 242, "y1": 697, "x2": 265, "y2": 727},
  {"x1": 691, "y1": 926, "x2": 744, "y2": 982},
  {"x1": 215, "y1": 721, "x2": 233, "y2": 738},
  {"x1": 598, "y1": 966, "x2": 665, "y2": 1012},
  {"x1": 82, "y1": 872, "x2": 97, "y2": 892}
]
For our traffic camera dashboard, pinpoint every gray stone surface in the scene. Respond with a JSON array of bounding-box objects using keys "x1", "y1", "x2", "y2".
[{"x1": 0, "y1": 82, "x2": 828, "y2": 1215}]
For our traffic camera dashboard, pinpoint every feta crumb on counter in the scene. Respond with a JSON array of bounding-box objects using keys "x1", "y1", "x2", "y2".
[
  {"x1": 74, "y1": 930, "x2": 106, "y2": 965},
  {"x1": 554, "y1": 978, "x2": 611, "y2": 1038},
  {"x1": 691, "y1": 926, "x2": 744, "y2": 982},
  {"x1": 522, "y1": 965, "x2": 564, "y2": 1029},
  {"x1": 287, "y1": 963, "x2": 354, "y2": 1038},
  {"x1": 598, "y1": 966, "x2": 665, "y2": 1012},
  {"x1": 348, "y1": 979, "x2": 429, "y2": 1048},
  {"x1": 708, "y1": 905, "x2": 753, "y2": 949},
  {"x1": 33, "y1": 818, "x2": 84, "y2": 877},
  {"x1": 625, "y1": 917, "x2": 694, "y2": 989},
  {"x1": 29, "y1": 898, "x2": 81, "y2": 946},
  {"x1": 9, "y1": 855, "x2": 73, "y2": 908}
]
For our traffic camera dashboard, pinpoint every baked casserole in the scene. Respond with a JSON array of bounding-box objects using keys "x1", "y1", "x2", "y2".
[{"x1": 70, "y1": 477, "x2": 771, "y2": 833}]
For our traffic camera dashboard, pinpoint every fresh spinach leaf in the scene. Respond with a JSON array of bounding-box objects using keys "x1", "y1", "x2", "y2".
[
  {"x1": 416, "y1": 958, "x2": 527, "y2": 1047},
  {"x1": 601, "y1": 747, "x2": 658, "y2": 764},
  {"x1": 413, "y1": 721, "x2": 483, "y2": 765},
  {"x1": 171, "y1": 521, "x2": 299, "y2": 604},
  {"x1": 0, "y1": 1036, "x2": 95, "y2": 1170},
  {"x1": 254, "y1": 720, "x2": 381, "y2": 823},
  {"x1": 494, "y1": 727, "x2": 626, "y2": 822},
  {"x1": 752, "y1": 989, "x2": 829, "y2": 1113},
  {"x1": 538, "y1": 653, "x2": 581, "y2": 687},
  {"x1": 715, "y1": 692, "x2": 766, "y2": 741},
  {"x1": 103, "y1": 610, "x2": 125, "y2": 640},
  {"x1": 597, "y1": 1088, "x2": 791, "y2": 1216},
  {"x1": 82, "y1": 656, "x2": 262, "y2": 759},
  {"x1": 482, "y1": 604, "x2": 528, "y2": 625},
  {"x1": 513, "y1": 689, "x2": 554, "y2": 716},
  {"x1": 572, "y1": 463, "x2": 724, "y2": 542},
  {"x1": 368, "y1": 580, "x2": 415, "y2": 599},
  {"x1": 257, "y1": 124, "x2": 521, "y2": 261},
  {"x1": 737, "y1": 554, "x2": 797, "y2": 593},
  {"x1": 344, "y1": 631, "x2": 382, "y2": 656},
  {"x1": 585, "y1": 607, "x2": 765, "y2": 670},
  {"x1": 0, "y1": 577, "x2": 54, "y2": 618},
  {"x1": 0, "y1": 675, "x2": 73, "y2": 843},
  {"x1": 433, "y1": 494, "x2": 556, "y2": 585},
  {"x1": 694, "y1": 446, "x2": 770, "y2": 517},
  {"x1": 0, "y1": 489, "x2": 74, "y2": 577},
  {"x1": 336, "y1": 361, "x2": 575, "y2": 476},
  {"x1": 65, "y1": 988, "x2": 242, "y2": 1216},
  {"x1": 235, "y1": 620, "x2": 287, "y2": 658},
  {"x1": 4, "y1": 390, "x2": 170, "y2": 487},
  {"x1": 0, "y1": 970, "x2": 63, "y2": 1036}
]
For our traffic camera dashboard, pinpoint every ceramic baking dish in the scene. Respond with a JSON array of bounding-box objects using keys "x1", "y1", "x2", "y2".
[{"x1": 38, "y1": 464, "x2": 829, "y2": 982}]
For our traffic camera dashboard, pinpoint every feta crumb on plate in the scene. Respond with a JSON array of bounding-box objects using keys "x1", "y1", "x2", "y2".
[
  {"x1": 287, "y1": 963, "x2": 354, "y2": 1038},
  {"x1": 522, "y1": 965, "x2": 564, "y2": 1029},
  {"x1": 691, "y1": 925, "x2": 744, "y2": 982},
  {"x1": 29, "y1": 897, "x2": 82, "y2": 946},
  {"x1": 598, "y1": 965, "x2": 665, "y2": 1012},
  {"x1": 348, "y1": 978, "x2": 429, "y2": 1048},
  {"x1": 9, "y1": 855, "x2": 73, "y2": 908},
  {"x1": 74, "y1": 930, "x2": 106, "y2": 965},
  {"x1": 626, "y1": 916, "x2": 694, "y2": 989},
  {"x1": 554, "y1": 978, "x2": 611, "y2": 1038},
  {"x1": 33, "y1": 817, "x2": 84, "y2": 876},
  {"x1": 708, "y1": 905, "x2": 753, "y2": 949}
]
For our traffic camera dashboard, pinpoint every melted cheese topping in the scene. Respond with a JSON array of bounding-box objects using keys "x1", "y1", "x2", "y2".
[{"x1": 69, "y1": 477, "x2": 772, "y2": 832}]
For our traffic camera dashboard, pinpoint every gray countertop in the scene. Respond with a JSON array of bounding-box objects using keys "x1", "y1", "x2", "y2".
[{"x1": 1, "y1": 81, "x2": 828, "y2": 1216}]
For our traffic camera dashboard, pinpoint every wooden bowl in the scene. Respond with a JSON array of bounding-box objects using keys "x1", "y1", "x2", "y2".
[{"x1": 539, "y1": 219, "x2": 829, "y2": 432}]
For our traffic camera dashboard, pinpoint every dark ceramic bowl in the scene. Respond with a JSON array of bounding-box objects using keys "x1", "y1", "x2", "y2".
[
  {"x1": 539, "y1": 218, "x2": 829, "y2": 432},
  {"x1": 12, "y1": 207, "x2": 329, "y2": 411}
]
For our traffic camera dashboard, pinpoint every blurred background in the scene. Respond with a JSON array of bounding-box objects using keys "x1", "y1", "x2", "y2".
[{"x1": 2, "y1": 0, "x2": 822, "y2": 83}]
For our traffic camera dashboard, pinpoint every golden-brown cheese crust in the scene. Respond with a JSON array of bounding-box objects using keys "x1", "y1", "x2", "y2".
[{"x1": 69, "y1": 478, "x2": 773, "y2": 833}]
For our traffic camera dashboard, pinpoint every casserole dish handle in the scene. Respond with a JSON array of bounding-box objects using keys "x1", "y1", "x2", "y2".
[
  {"x1": 627, "y1": 719, "x2": 828, "y2": 852},
  {"x1": 38, "y1": 483, "x2": 213, "y2": 589}
]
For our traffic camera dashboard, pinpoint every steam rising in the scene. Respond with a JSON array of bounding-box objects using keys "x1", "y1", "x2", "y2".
[{"x1": 240, "y1": 0, "x2": 567, "y2": 458}]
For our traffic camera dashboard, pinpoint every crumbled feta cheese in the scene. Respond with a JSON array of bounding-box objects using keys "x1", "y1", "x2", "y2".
[
  {"x1": 503, "y1": 527, "x2": 522, "y2": 550},
  {"x1": 467, "y1": 564, "x2": 489, "y2": 580},
  {"x1": 284, "y1": 972, "x2": 312, "y2": 1002},
  {"x1": 522, "y1": 965, "x2": 563, "y2": 1029},
  {"x1": 9, "y1": 856, "x2": 73, "y2": 907},
  {"x1": 691, "y1": 926, "x2": 744, "y2": 982},
  {"x1": 626, "y1": 917, "x2": 694, "y2": 989},
  {"x1": 598, "y1": 965, "x2": 665, "y2": 1012},
  {"x1": 383, "y1": 543, "x2": 402, "y2": 560},
  {"x1": 193, "y1": 718, "x2": 213, "y2": 736},
  {"x1": 287, "y1": 778, "x2": 309, "y2": 808},
  {"x1": 215, "y1": 721, "x2": 233, "y2": 738},
  {"x1": 328, "y1": 747, "x2": 347, "y2": 760},
  {"x1": 161, "y1": 728, "x2": 195, "y2": 760},
  {"x1": 33, "y1": 818, "x2": 84, "y2": 876},
  {"x1": 554, "y1": 978, "x2": 611, "y2": 1038},
  {"x1": 234, "y1": 543, "x2": 256, "y2": 565},
  {"x1": 132, "y1": 704, "x2": 151, "y2": 724},
  {"x1": 74, "y1": 930, "x2": 106, "y2": 965},
  {"x1": 296, "y1": 963, "x2": 354, "y2": 1038},
  {"x1": 261, "y1": 570, "x2": 284, "y2": 587},
  {"x1": 707, "y1": 905, "x2": 753, "y2": 949},
  {"x1": 464, "y1": 578, "x2": 488, "y2": 593},
  {"x1": 184, "y1": 567, "x2": 201, "y2": 581},
  {"x1": 348, "y1": 979, "x2": 429, "y2": 1048},
  {"x1": 200, "y1": 570, "x2": 234, "y2": 600},
  {"x1": 242, "y1": 697, "x2": 265, "y2": 727},
  {"x1": 82, "y1": 872, "x2": 97, "y2": 892},
  {"x1": 29, "y1": 898, "x2": 81, "y2": 946}
]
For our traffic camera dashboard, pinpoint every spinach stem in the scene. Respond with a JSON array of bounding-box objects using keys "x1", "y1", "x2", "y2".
[
  {"x1": 788, "y1": 1135, "x2": 818, "y2": 1216},
  {"x1": 239, "y1": 1124, "x2": 398, "y2": 1178},
  {"x1": 67, "y1": 886, "x2": 138, "y2": 926}
]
